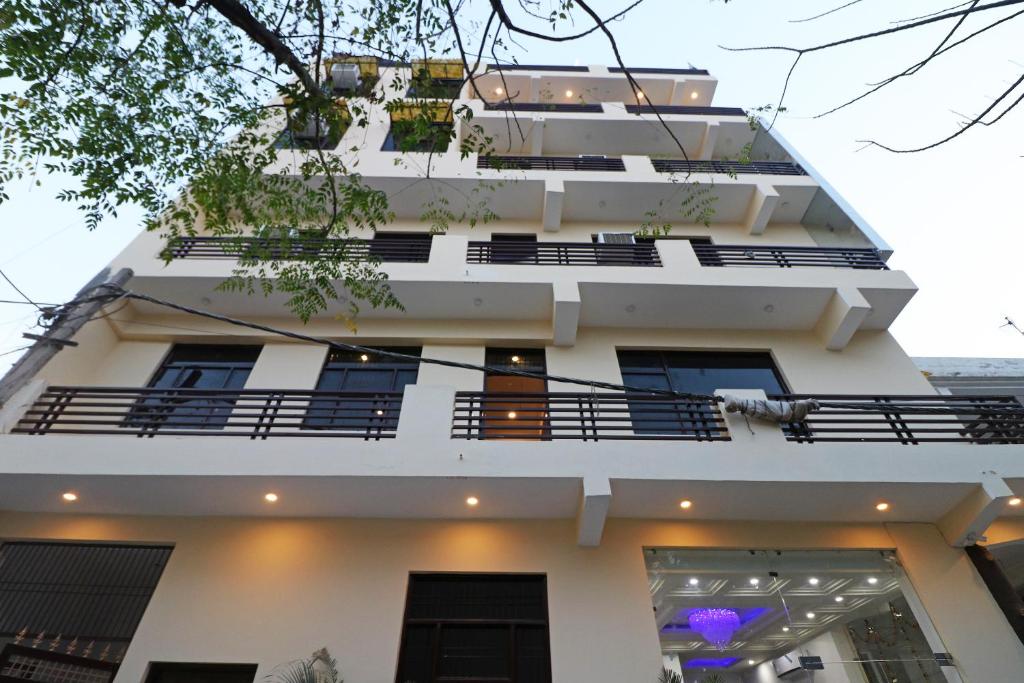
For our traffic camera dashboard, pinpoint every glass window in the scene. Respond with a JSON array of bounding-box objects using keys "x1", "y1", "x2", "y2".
[
  {"x1": 144, "y1": 664, "x2": 257, "y2": 683},
  {"x1": 482, "y1": 348, "x2": 548, "y2": 440},
  {"x1": 396, "y1": 574, "x2": 551, "y2": 683},
  {"x1": 305, "y1": 347, "x2": 420, "y2": 431},
  {"x1": 130, "y1": 345, "x2": 262, "y2": 431}
]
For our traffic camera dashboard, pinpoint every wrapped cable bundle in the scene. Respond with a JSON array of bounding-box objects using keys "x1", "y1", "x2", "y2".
[{"x1": 722, "y1": 395, "x2": 820, "y2": 423}]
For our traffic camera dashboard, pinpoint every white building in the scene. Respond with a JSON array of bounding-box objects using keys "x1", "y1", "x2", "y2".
[{"x1": 2, "y1": 60, "x2": 1024, "y2": 683}]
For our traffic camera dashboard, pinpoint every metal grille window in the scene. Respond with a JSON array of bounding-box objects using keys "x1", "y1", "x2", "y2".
[
  {"x1": 396, "y1": 574, "x2": 551, "y2": 683},
  {"x1": 0, "y1": 542, "x2": 172, "y2": 681},
  {"x1": 618, "y1": 350, "x2": 787, "y2": 435},
  {"x1": 144, "y1": 663, "x2": 258, "y2": 683},
  {"x1": 304, "y1": 347, "x2": 420, "y2": 430},
  {"x1": 128, "y1": 345, "x2": 262, "y2": 432}
]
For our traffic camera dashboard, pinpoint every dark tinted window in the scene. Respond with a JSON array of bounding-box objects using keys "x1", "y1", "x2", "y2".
[
  {"x1": 618, "y1": 350, "x2": 786, "y2": 396},
  {"x1": 305, "y1": 347, "x2": 420, "y2": 430},
  {"x1": 396, "y1": 574, "x2": 550, "y2": 683},
  {"x1": 145, "y1": 663, "x2": 257, "y2": 683}
]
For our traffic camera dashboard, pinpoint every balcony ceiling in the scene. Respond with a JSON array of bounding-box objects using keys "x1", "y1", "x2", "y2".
[{"x1": 472, "y1": 71, "x2": 717, "y2": 107}]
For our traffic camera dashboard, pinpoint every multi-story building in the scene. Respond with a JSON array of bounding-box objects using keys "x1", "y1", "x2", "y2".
[{"x1": 2, "y1": 60, "x2": 1024, "y2": 683}]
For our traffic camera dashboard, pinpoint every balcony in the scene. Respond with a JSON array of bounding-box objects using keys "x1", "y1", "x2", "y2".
[
  {"x1": 477, "y1": 155, "x2": 626, "y2": 172},
  {"x1": 483, "y1": 102, "x2": 604, "y2": 113},
  {"x1": 652, "y1": 159, "x2": 807, "y2": 176},
  {"x1": 466, "y1": 241, "x2": 660, "y2": 266},
  {"x1": 13, "y1": 386, "x2": 404, "y2": 440},
  {"x1": 693, "y1": 244, "x2": 888, "y2": 270},
  {"x1": 624, "y1": 104, "x2": 746, "y2": 117},
  {"x1": 167, "y1": 236, "x2": 432, "y2": 262}
]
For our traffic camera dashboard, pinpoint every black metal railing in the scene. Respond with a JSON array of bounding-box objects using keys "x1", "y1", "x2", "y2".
[
  {"x1": 769, "y1": 394, "x2": 1024, "y2": 444},
  {"x1": 452, "y1": 392, "x2": 729, "y2": 441},
  {"x1": 166, "y1": 236, "x2": 432, "y2": 262},
  {"x1": 485, "y1": 64, "x2": 590, "y2": 72},
  {"x1": 624, "y1": 105, "x2": 746, "y2": 117},
  {"x1": 13, "y1": 387, "x2": 405, "y2": 440},
  {"x1": 609, "y1": 66, "x2": 710, "y2": 76},
  {"x1": 0, "y1": 644, "x2": 118, "y2": 683},
  {"x1": 483, "y1": 102, "x2": 604, "y2": 113},
  {"x1": 467, "y1": 241, "x2": 661, "y2": 266},
  {"x1": 478, "y1": 155, "x2": 626, "y2": 172},
  {"x1": 652, "y1": 159, "x2": 808, "y2": 176},
  {"x1": 694, "y1": 244, "x2": 889, "y2": 270}
]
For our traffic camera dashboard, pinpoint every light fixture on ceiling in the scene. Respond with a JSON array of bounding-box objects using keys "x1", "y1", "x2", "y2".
[
  {"x1": 511, "y1": 355, "x2": 521, "y2": 363},
  {"x1": 466, "y1": 496, "x2": 479, "y2": 507},
  {"x1": 806, "y1": 612, "x2": 816, "y2": 619},
  {"x1": 507, "y1": 411, "x2": 517, "y2": 419},
  {"x1": 782, "y1": 626, "x2": 790, "y2": 633},
  {"x1": 688, "y1": 577, "x2": 699, "y2": 586},
  {"x1": 61, "y1": 491, "x2": 78, "y2": 502},
  {"x1": 1010, "y1": 497, "x2": 1022, "y2": 507},
  {"x1": 360, "y1": 354, "x2": 369, "y2": 362},
  {"x1": 637, "y1": 91, "x2": 645, "y2": 100},
  {"x1": 834, "y1": 596, "x2": 844, "y2": 603},
  {"x1": 495, "y1": 87, "x2": 504, "y2": 95},
  {"x1": 565, "y1": 89, "x2": 574, "y2": 98},
  {"x1": 688, "y1": 608, "x2": 741, "y2": 651},
  {"x1": 808, "y1": 577, "x2": 819, "y2": 586},
  {"x1": 376, "y1": 409, "x2": 384, "y2": 416},
  {"x1": 679, "y1": 500, "x2": 692, "y2": 509},
  {"x1": 749, "y1": 578, "x2": 760, "y2": 587},
  {"x1": 264, "y1": 492, "x2": 279, "y2": 503},
  {"x1": 690, "y1": 91, "x2": 700, "y2": 100},
  {"x1": 875, "y1": 502, "x2": 891, "y2": 512},
  {"x1": 748, "y1": 660, "x2": 756, "y2": 666},
  {"x1": 867, "y1": 577, "x2": 879, "y2": 585}
]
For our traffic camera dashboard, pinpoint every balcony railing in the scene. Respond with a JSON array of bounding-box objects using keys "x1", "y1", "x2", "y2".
[
  {"x1": 652, "y1": 159, "x2": 808, "y2": 176},
  {"x1": 477, "y1": 155, "x2": 626, "y2": 172},
  {"x1": 694, "y1": 244, "x2": 889, "y2": 270},
  {"x1": 0, "y1": 644, "x2": 118, "y2": 683},
  {"x1": 609, "y1": 66, "x2": 710, "y2": 76},
  {"x1": 483, "y1": 102, "x2": 604, "y2": 113},
  {"x1": 13, "y1": 387, "x2": 405, "y2": 440},
  {"x1": 467, "y1": 241, "x2": 661, "y2": 266},
  {"x1": 624, "y1": 105, "x2": 746, "y2": 117},
  {"x1": 770, "y1": 395, "x2": 1024, "y2": 444},
  {"x1": 451, "y1": 392, "x2": 729, "y2": 441},
  {"x1": 166, "y1": 236, "x2": 432, "y2": 262},
  {"x1": 485, "y1": 64, "x2": 589, "y2": 72}
]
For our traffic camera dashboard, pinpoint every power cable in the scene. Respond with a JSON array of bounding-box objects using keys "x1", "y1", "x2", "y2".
[{"x1": 0, "y1": 269, "x2": 44, "y2": 312}]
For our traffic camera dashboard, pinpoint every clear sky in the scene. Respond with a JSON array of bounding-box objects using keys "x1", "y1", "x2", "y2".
[{"x1": 2, "y1": 0, "x2": 1023, "y2": 372}]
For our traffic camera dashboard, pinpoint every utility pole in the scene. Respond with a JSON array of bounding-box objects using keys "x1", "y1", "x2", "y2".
[{"x1": 0, "y1": 267, "x2": 133, "y2": 406}]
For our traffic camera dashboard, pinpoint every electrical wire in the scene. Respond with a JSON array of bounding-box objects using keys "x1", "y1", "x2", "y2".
[{"x1": 0, "y1": 269, "x2": 44, "y2": 312}]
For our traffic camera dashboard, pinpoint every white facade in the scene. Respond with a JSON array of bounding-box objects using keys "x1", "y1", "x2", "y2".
[{"x1": 2, "y1": 61, "x2": 1024, "y2": 683}]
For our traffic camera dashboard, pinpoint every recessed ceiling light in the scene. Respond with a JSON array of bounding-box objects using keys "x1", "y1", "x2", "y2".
[
  {"x1": 1010, "y1": 497, "x2": 1022, "y2": 507},
  {"x1": 867, "y1": 577, "x2": 879, "y2": 585},
  {"x1": 264, "y1": 492, "x2": 279, "y2": 503},
  {"x1": 511, "y1": 355, "x2": 521, "y2": 363},
  {"x1": 495, "y1": 87, "x2": 504, "y2": 95},
  {"x1": 690, "y1": 91, "x2": 700, "y2": 100},
  {"x1": 806, "y1": 612, "x2": 816, "y2": 619},
  {"x1": 749, "y1": 578, "x2": 760, "y2": 586},
  {"x1": 834, "y1": 596, "x2": 844, "y2": 603},
  {"x1": 876, "y1": 502, "x2": 891, "y2": 512},
  {"x1": 61, "y1": 492, "x2": 78, "y2": 502},
  {"x1": 679, "y1": 500, "x2": 692, "y2": 509},
  {"x1": 637, "y1": 91, "x2": 645, "y2": 100},
  {"x1": 359, "y1": 354, "x2": 369, "y2": 362},
  {"x1": 747, "y1": 660, "x2": 755, "y2": 666},
  {"x1": 507, "y1": 411, "x2": 517, "y2": 419},
  {"x1": 688, "y1": 577, "x2": 699, "y2": 586},
  {"x1": 782, "y1": 626, "x2": 790, "y2": 632},
  {"x1": 466, "y1": 496, "x2": 479, "y2": 507},
  {"x1": 808, "y1": 577, "x2": 819, "y2": 586},
  {"x1": 376, "y1": 409, "x2": 384, "y2": 416},
  {"x1": 565, "y1": 89, "x2": 574, "y2": 98}
]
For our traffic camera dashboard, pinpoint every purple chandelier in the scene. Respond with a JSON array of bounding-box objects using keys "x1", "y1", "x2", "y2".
[{"x1": 688, "y1": 608, "x2": 741, "y2": 651}]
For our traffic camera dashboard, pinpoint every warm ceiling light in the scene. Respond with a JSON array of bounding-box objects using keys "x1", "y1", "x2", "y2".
[
  {"x1": 688, "y1": 577, "x2": 699, "y2": 586},
  {"x1": 782, "y1": 626, "x2": 790, "y2": 632},
  {"x1": 637, "y1": 91, "x2": 645, "y2": 100},
  {"x1": 511, "y1": 355, "x2": 521, "y2": 363},
  {"x1": 679, "y1": 500, "x2": 692, "y2": 509},
  {"x1": 834, "y1": 596, "x2": 845, "y2": 603},
  {"x1": 61, "y1": 492, "x2": 78, "y2": 502},
  {"x1": 875, "y1": 502, "x2": 891, "y2": 512},
  {"x1": 749, "y1": 578, "x2": 760, "y2": 586},
  {"x1": 690, "y1": 91, "x2": 700, "y2": 100},
  {"x1": 748, "y1": 660, "x2": 756, "y2": 666},
  {"x1": 466, "y1": 496, "x2": 479, "y2": 507},
  {"x1": 264, "y1": 492, "x2": 279, "y2": 503},
  {"x1": 507, "y1": 411, "x2": 517, "y2": 419},
  {"x1": 495, "y1": 87, "x2": 504, "y2": 95},
  {"x1": 376, "y1": 409, "x2": 384, "y2": 416},
  {"x1": 808, "y1": 577, "x2": 819, "y2": 586},
  {"x1": 359, "y1": 353, "x2": 369, "y2": 362},
  {"x1": 806, "y1": 612, "x2": 816, "y2": 619},
  {"x1": 867, "y1": 577, "x2": 879, "y2": 585},
  {"x1": 1010, "y1": 497, "x2": 1022, "y2": 507},
  {"x1": 565, "y1": 89, "x2": 574, "y2": 98}
]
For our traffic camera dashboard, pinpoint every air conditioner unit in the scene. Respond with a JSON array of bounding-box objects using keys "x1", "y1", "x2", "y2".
[
  {"x1": 331, "y1": 63, "x2": 362, "y2": 92},
  {"x1": 597, "y1": 232, "x2": 636, "y2": 245}
]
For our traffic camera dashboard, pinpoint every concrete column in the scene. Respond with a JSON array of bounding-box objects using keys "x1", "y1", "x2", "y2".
[
  {"x1": 395, "y1": 384, "x2": 456, "y2": 445},
  {"x1": 428, "y1": 234, "x2": 469, "y2": 273},
  {"x1": 888, "y1": 522, "x2": 1024, "y2": 682},
  {"x1": 244, "y1": 344, "x2": 327, "y2": 390}
]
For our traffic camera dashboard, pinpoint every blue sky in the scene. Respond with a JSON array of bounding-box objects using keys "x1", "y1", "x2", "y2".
[{"x1": 2, "y1": 0, "x2": 1023, "y2": 370}]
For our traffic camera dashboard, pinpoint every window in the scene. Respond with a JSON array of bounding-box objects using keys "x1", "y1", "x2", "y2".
[
  {"x1": 132, "y1": 345, "x2": 262, "y2": 431},
  {"x1": 483, "y1": 348, "x2": 547, "y2": 440},
  {"x1": 617, "y1": 351, "x2": 786, "y2": 435},
  {"x1": 304, "y1": 347, "x2": 420, "y2": 430},
  {"x1": 382, "y1": 122, "x2": 454, "y2": 152},
  {"x1": 489, "y1": 234, "x2": 538, "y2": 264},
  {"x1": 0, "y1": 542, "x2": 172, "y2": 674},
  {"x1": 396, "y1": 574, "x2": 551, "y2": 683},
  {"x1": 144, "y1": 663, "x2": 257, "y2": 683}
]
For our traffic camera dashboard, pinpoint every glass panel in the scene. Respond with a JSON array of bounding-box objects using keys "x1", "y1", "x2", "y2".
[
  {"x1": 667, "y1": 366, "x2": 785, "y2": 396},
  {"x1": 406, "y1": 575, "x2": 547, "y2": 621},
  {"x1": 396, "y1": 624, "x2": 435, "y2": 683},
  {"x1": 438, "y1": 625, "x2": 510, "y2": 679},
  {"x1": 515, "y1": 626, "x2": 550, "y2": 683}
]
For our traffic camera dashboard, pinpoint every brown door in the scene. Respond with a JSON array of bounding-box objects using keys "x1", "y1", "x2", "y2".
[{"x1": 483, "y1": 374, "x2": 547, "y2": 440}]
